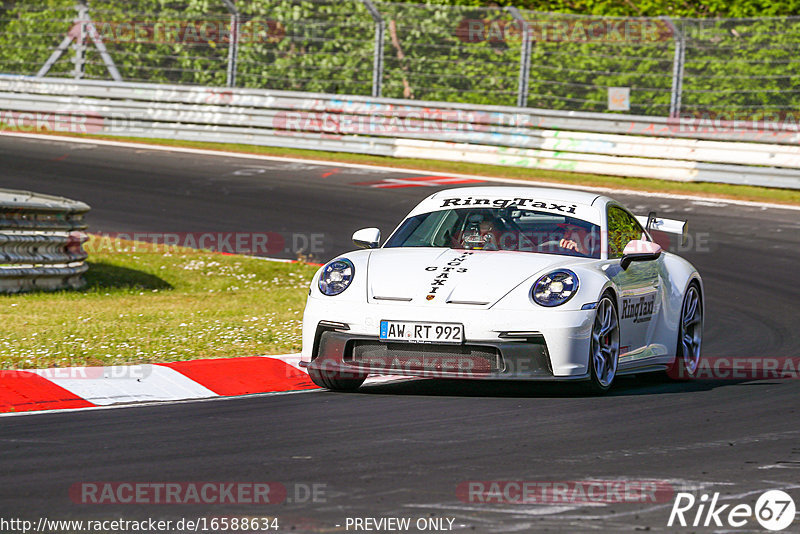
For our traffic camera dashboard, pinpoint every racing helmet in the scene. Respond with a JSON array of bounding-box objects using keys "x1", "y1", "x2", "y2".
[{"x1": 460, "y1": 212, "x2": 498, "y2": 250}]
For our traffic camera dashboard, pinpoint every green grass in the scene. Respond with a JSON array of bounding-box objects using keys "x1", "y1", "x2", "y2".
[
  {"x1": 0, "y1": 236, "x2": 318, "y2": 370},
  {"x1": 9, "y1": 128, "x2": 800, "y2": 206}
]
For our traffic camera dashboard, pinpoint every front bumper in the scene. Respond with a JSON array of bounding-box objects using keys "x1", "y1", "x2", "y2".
[
  {"x1": 304, "y1": 330, "x2": 561, "y2": 380},
  {"x1": 302, "y1": 298, "x2": 596, "y2": 379}
]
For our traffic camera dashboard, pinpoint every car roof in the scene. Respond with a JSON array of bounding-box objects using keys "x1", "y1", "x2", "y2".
[
  {"x1": 408, "y1": 186, "x2": 609, "y2": 225},
  {"x1": 427, "y1": 186, "x2": 606, "y2": 206}
]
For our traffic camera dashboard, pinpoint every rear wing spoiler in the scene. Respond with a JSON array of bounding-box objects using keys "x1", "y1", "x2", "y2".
[{"x1": 635, "y1": 213, "x2": 688, "y2": 244}]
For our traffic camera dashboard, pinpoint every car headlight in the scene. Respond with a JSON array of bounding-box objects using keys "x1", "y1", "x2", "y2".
[
  {"x1": 318, "y1": 258, "x2": 355, "y2": 296},
  {"x1": 532, "y1": 269, "x2": 579, "y2": 307}
]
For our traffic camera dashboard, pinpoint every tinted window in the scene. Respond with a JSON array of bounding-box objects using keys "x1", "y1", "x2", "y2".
[
  {"x1": 607, "y1": 206, "x2": 646, "y2": 258},
  {"x1": 384, "y1": 208, "x2": 601, "y2": 258}
]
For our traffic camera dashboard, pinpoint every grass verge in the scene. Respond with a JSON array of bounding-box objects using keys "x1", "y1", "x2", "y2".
[
  {"x1": 0, "y1": 235, "x2": 318, "y2": 369},
  {"x1": 5, "y1": 128, "x2": 800, "y2": 206}
]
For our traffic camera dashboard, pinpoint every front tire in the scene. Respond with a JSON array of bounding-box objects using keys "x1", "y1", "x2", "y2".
[
  {"x1": 308, "y1": 367, "x2": 366, "y2": 392},
  {"x1": 668, "y1": 283, "x2": 703, "y2": 380},
  {"x1": 586, "y1": 294, "x2": 620, "y2": 394}
]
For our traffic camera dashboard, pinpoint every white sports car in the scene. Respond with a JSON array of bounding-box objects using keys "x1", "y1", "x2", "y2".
[{"x1": 300, "y1": 186, "x2": 703, "y2": 393}]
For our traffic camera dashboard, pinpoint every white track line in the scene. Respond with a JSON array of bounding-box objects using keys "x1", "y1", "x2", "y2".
[
  {"x1": 2, "y1": 131, "x2": 798, "y2": 212},
  {"x1": 0, "y1": 387, "x2": 321, "y2": 418}
]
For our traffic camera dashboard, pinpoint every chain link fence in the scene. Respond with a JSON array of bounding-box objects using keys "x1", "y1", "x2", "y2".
[{"x1": 0, "y1": 1, "x2": 799, "y2": 119}]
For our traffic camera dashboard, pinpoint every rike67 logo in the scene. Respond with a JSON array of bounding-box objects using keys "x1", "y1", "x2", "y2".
[{"x1": 668, "y1": 489, "x2": 796, "y2": 531}]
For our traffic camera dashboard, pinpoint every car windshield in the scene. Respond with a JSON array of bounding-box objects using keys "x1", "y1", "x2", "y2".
[{"x1": 384, "y1": 207, "x2": 601, "y2": 258}]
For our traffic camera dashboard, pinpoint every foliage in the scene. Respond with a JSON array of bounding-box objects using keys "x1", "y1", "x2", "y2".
[{"x1": 0, "y1": 1, "x2": 798, "y2": 117}]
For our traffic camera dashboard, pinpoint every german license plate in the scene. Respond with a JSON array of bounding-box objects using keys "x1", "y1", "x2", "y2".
[{"x1": 379, "y1": 320, "x2": 464, "y2": 344}]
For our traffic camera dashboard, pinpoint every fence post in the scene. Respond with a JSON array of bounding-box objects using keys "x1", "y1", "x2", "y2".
[
  {"x1": 72, "y1": 1, "x2": 89, "y2": 79},
  {"x1": 221, "y1": 0, "x2": 240, "y2": 88},
  {"x1": 662, "y1": 17, "x2": 685, "y2": 118},
  {"x1": 507, "y1": 7, "x2": 532, "y2": 108},
  {"x1": 361, "y1": 0, "x2": 384, "y2": 98},
  {"x1": 37, "y1": 0, "x2": 122, "y2": 81}
]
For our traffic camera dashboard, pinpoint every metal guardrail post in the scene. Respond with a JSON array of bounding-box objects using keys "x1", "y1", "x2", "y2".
[
  {"x1": 360, "y1": 0, "x2": 385, "y2": 98},
  {"x1": 662, "y1": 17, "x2": 685, "y2": 118},
  {"x1": 221, "y1": 0, "x2": 240, "y2": 88},
  {"x1": 507, "y1": 7, "x2": 532, "y2": 108}
]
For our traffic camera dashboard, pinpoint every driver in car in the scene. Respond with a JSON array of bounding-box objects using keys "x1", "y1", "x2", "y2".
[
  {"x1": 558, "y1": 223, "x2": 595, "y2": 256},
  {"x1": 460, "y1": 213, "x2": 501, "y2": 250}
]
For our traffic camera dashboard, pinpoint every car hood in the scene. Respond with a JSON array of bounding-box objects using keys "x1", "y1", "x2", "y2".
[{"x1": 366, "y1": 247, "x2": 576, "y2": 307}]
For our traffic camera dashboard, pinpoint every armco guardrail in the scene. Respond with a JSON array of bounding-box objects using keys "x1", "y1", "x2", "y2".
[
  {"x1": 1, "y1": 76, "x2": 799, "y2": 189},
  {"x1": 0, "y1": 188, "x2": 90, "y2": 293}
]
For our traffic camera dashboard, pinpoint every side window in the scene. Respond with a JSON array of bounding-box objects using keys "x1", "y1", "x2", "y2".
[{"x1": 607, "y1": 206, "x2": 646, "y2": 258}]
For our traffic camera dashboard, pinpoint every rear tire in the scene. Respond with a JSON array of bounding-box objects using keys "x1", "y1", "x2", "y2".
[
  {"x1": 308, "y1": 367, "x2": 366, "y2": 392},
  {"x1": 667, "y1": 283, "x2": 703, "y2": 380},
  {"x1": 585, "y1": 294, "x2": 620, "y2": 394}
]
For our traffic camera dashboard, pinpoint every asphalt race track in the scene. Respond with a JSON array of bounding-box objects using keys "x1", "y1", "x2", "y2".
[{"x1": 1, "y1": 134, "x2": 799, "y2": 533}]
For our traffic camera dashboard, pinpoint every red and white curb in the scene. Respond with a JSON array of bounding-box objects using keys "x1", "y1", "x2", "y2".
[
  {"x1": 0, "y1": 355, "x2": 410, "y2": 415},
  {"x1": 0, "y1": 355, "x2": 315, "y2": 414}
]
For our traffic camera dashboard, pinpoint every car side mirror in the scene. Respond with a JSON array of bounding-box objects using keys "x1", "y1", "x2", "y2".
[
  {"x1": 352, "y1": 227, "x2": 381, "y2": 249},
  {"x1": 620, "y1": 240, "x2": 662, "y2": 270}
]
